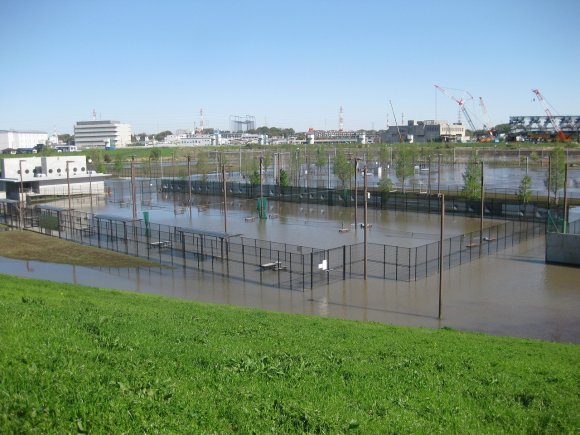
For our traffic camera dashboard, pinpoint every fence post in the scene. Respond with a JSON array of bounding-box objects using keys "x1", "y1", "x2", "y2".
[
  {"x1": 343, "y1": 245, "x2": 346, "y2": 280},
  {"x1": 310, "y1": 252, "x2": 314, "y2": 290}
]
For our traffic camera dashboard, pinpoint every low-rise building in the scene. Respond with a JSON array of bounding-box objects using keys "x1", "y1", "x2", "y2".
[
  {"x1": 382, "y1": 120, "x2": 466, "y2": 143},
  {"x1": 0, "y1": 156, "x2": 109, "y2": 202}
]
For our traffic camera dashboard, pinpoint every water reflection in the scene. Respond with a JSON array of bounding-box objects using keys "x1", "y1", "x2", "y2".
[{"x1": 2, "y1": 235, "x2": 578, "y2": 343}]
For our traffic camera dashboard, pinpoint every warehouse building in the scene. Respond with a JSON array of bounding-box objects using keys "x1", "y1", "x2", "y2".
[{"x1": 0, "y1": 130, "x2": 48, "y2": 150}]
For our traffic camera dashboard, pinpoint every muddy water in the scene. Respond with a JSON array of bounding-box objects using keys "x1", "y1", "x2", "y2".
[
  {"x1": 7, "y1": 178, "x2": 578, "y2": 344},
  {"x1": 2, "y1": 235, "x2": 578, "y2": 343}
]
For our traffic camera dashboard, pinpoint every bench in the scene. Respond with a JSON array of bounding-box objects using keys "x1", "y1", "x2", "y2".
[
  {"x1": 260, "y1": 261, "x2": 287, "y2": 271},
  {"x1": 245, "y1": 216, "x2": 257, "y2": 222},
  {"x1": 150, "y1": 240, "x2": 171, "y2": 249}
]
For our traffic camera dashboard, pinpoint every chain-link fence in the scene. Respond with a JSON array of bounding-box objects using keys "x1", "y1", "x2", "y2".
[{"x1": 0, "y1": 200, "x2": 546, "y2": 288}]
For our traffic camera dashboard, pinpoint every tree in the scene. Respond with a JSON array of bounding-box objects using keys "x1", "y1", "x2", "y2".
[
  {"x1": 462, "y1": 153, "x2": 482, "y2": 200},
  {"x1": 395, "y1": 145, "x2": 415, "y2": 193},
  {"x1": 378, "y1": 176, "x2": 393, "y2": 192},
  {"x1": 517, "y1": 174, "x2": 532, "y2": 214},
  {"x1": 196, "y1": 150, "x2": 210, "y2": 183},
  {"x1": 149, "y1": 148, "x2": 161, "y2": 161},
  {"x1": 332, "y1": 150, "x2": 352, "y2": 188},
  {"x1": 279, "y1": 169, "x2": 289, "y2": 188},
  {"x1": 154, "y1": 130, "x2": 172, "y2": 142},
  {"x1": 545, "y1": 146, "x2": 566, "y2": 204}
]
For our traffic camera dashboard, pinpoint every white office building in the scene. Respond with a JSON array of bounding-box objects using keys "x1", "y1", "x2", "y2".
[
  {"x1": 0, "y1": 130, "x2": 48, "y2": 150},
  {"x1": 74, "y1": 120, "x2": 132, "y2": 149}
]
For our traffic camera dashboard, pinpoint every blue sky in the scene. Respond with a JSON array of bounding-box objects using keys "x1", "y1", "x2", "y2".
[{"x1": 1, "y1": 0, "x2": 579, "y2": 134}]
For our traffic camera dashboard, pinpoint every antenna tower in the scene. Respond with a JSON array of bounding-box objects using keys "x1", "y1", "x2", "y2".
[
  {"x1": 199, "y1": 108, "x2": 204, "y2": 132},
  {"x1": 92, "y1": 109, "x2": 96, "y2": 121},
  {"x1": 338, "y1": 106, "x2": 344, "y2": 131}
]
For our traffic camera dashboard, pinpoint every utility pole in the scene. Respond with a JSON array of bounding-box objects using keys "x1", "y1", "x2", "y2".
[
  {"x1": 479, "y1": 161, "x2": 484, "y2": 253},
  {"x1": 363, "y1": 165, "x2": 368, "y2": 279},
  {"x1": 438, "y1": 193, "x2": 445, "y2": 320},
  {"x1": 66, "y1": 160, "x2": 74, "y2": 233},
  {"x1": 187, "y1": 155, "x2": 192, "y2": 218},
  {"x1": 88, "y1": 158, "x2": 93, "y2": 215},
  {"x1": 259, "y1": 155, "x2": 264, "y2": 219},
  {"x1": 223, "y1": 163, "x2": 228, "y2": 233},
  {"x1": 354, "y1": 158, "x2": 359, "y2": 228},
  {"x1": 437, "y1": 153, "x2": 442, "y2": 194},
  {"x1": 18, "y1": 159, "x2": 25, "y2": 229},
  {"x1": 131, "y1": 156, "x2": 137, "y2": 221}
]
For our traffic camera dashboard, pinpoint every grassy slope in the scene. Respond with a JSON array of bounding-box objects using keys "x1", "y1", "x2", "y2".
[
  {"x1": 0, "y1": 275, "x2": 578, "y2": 433},
  {"x1": 0, "y1": 230, "x2": 160, "y2": 268}
]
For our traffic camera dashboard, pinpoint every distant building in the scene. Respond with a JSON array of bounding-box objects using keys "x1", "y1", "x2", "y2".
[
  {"x1": 308, "y1": 130, "x2": 368, "y2": 145},
  {"x1": 74, "y1": 120, "x2": 132, "y2": 149},
  {"x1": 0, "y1": 130, "x2": 48, "y2": 150},
  {"x1": 509, "y1": 115, "x2": 580, "y2": 140},
  {"x1": 382, "y1": 120, "x2": 466, "y2": 143},
  {"x1": 0, "y1": 156, "x2": 109, "y2": 201}
]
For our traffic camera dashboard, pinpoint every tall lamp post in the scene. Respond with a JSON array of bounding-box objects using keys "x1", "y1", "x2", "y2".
[
  {"x1": 87, "y1": 158, "x2": 93, "y2": 215},
  {"x1": 66, "y1": 160, "x2": 74, "y2": 211},
  {"x1": 66, "y1": 160, "x2": 74, "y2": 233},
  {"x1": 363, "y1": 165, "x2": 368, "y2": 279},
  {"x1": 18, "y1": 159, "x2": 25, "y2": 229}
]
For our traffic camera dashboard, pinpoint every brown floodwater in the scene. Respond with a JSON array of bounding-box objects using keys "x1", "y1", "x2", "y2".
[
  {"x1": 5, "y1": 178, "x2": 578, "y2": 344},
  {"x1": 1, "y1": 235, "x2": 578, "y2": 343}
]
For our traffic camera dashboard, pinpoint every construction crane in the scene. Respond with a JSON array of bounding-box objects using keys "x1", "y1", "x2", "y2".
[
  {"x1": 531, "y1": 89, "x2": 570, "y2": 142},
  {"x1": 389, "y1": 100, "x2": 403, "y2": 143},
  {"x1": 479, "y1": 97, "x2": 495, "y2": 141},
  {"x1": 434, "y1": 84, "x2": 477, "y2": 132}
]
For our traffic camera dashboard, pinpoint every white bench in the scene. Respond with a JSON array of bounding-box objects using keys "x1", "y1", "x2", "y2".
[
  {"x1": 260, "y1": 261, "x2": 287, "y2": 271},
  {"x1": 150, "y1": 240, "x2": 171, "y2": 249}
]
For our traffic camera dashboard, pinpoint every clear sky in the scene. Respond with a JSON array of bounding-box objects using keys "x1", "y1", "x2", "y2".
[{"x1": 1, "y1": 0, "x2": 579, "y2": 135}]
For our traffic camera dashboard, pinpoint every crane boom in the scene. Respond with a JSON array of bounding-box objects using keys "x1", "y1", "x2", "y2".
[
  {"x1": 532, "y1": 89, "x2": 569, "y2": 141},
  {"x1": 434, "y1": 84, "x2": 476, "y2": 131},
  {"x1": 479, "y1": 97, "x2": 494, "y2": 138},
  {"x1": 389, "y1": 99, "x2": 403, "y2": 143}
]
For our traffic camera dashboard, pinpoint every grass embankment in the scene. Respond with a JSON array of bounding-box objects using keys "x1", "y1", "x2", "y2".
[
  {"x1": 0, "y1": 230, "x2": 160, "y2": 268},
  {"x1": 1, "y1": 275, "x2": 578, "y2": 432}
]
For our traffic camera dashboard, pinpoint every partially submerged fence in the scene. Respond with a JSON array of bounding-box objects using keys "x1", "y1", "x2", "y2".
[
  {"x1": 161, "y1": 179, "x2": 554, "y2": 223},
  {"x1": 0, "y1": 201, "x2": 545, "y2": 290}
]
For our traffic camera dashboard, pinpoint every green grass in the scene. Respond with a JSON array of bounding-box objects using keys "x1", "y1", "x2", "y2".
[
  {"x1": 0, "y1": 230, "x2": 161, "y2": 268},
  {"x1": 0, "y1": 275, "x2": 578, "y2": 433}
]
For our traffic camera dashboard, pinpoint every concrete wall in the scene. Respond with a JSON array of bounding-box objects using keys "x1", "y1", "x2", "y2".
[{"x1": 546, "y1": 233, "x2": 580, "y2": 267}]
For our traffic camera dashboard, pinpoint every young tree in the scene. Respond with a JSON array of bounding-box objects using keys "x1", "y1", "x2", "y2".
[
  {"x1": 517, "y1": 174, "x2": 532, "y2": 214},
  {"x1": 545, "y1": 146, "x2": 566, "y2": 204},
  {"x1": 279, "y1": 169, "x2": 289, "y2": 188},
  {"x1": 378, "y1": 176, "x2": 393, "y2": 192},
  {"x1": 462, "y1": 153, "x2": 482, "y2": 200},
  {"x1": 332, "y1": 150, "x2": 352, "y2": 188},
  {"x1": 196, "y1": 150, "x2": 210, "y2": 183},
  {"x1": 395, "y1": 145, "x2": 415, "y2": 193}
]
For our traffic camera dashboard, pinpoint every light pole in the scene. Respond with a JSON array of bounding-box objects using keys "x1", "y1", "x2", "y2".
[
  {"x1": 87, "y1": 158, "x2": 93, "y2": 215},
  {"x1": 18, "y1": 159, "x2": 25, "y2": 229},
  {"x1": 66, "y1": 160, "x2": 74, "y2": 212},
  {"x1": 437, "y1": 153, "x2": 442, "y2": 194},
  {"x1": 223, "y1": 163, "x2": 228, "y2": 233},
  {"x1": 259, "y1": 155, "x2": 265, "y2": 219},
  {"x1": 479, "y1": 161, "x2": 484, "y2": 253},
  {"x1": 363, "y1": 165, "x2": 368, "y2": 279},
  {"x1": 130, "y1": 156, "x2": 137, "y2": 221},
  {"x1": 438, "y1": 193, "x2": 445, "y2": 320},
  {"x1": 66, "y1": 160, "x2": 74, "y2": 233}
]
